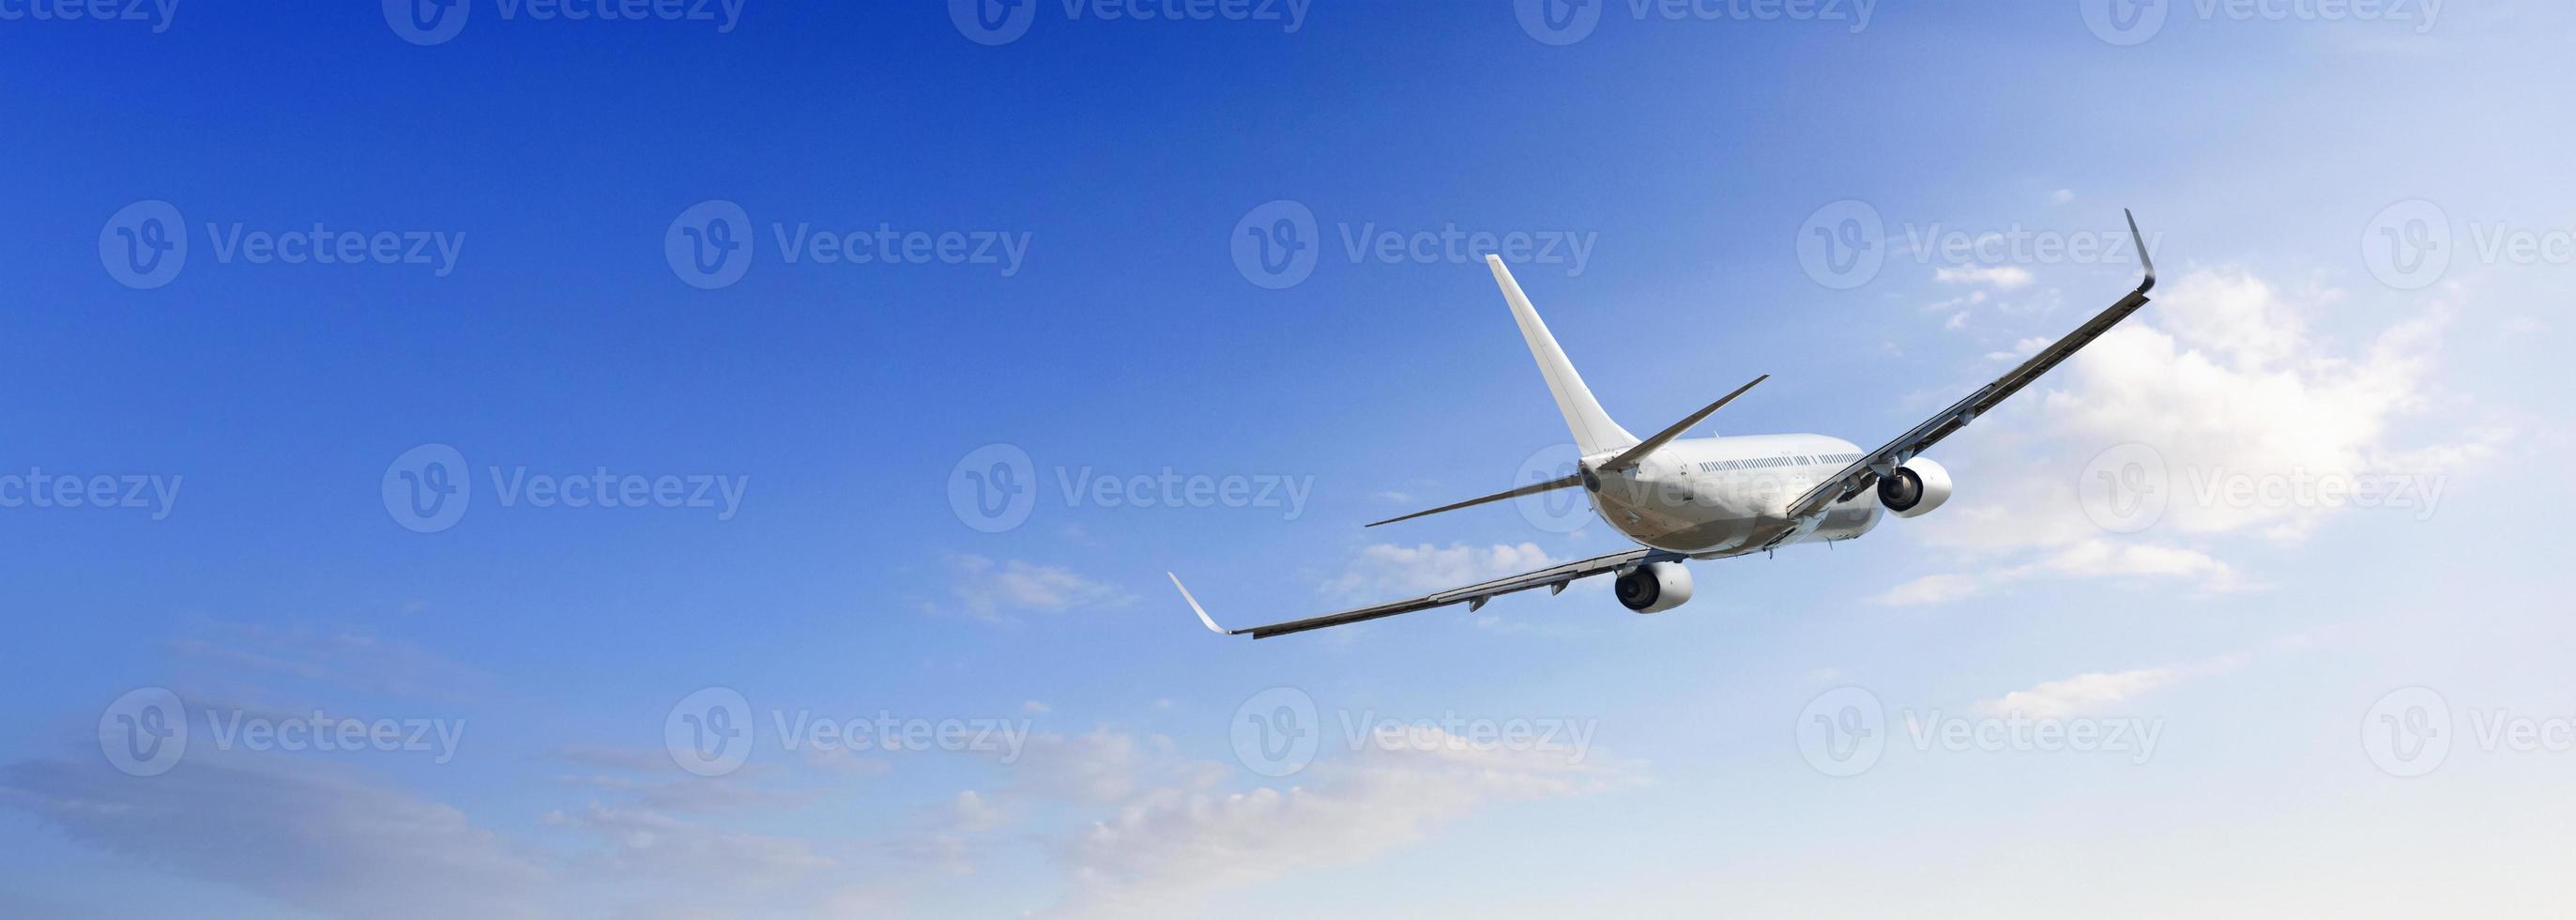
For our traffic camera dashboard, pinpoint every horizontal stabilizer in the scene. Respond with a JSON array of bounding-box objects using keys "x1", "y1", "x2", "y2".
[
  {"x1": 1597, "y1": 375, "x2": 1768, "y2": 472},
  {"x1": 1365, "y1": 472, "x2": 1581, "y2": 528}
]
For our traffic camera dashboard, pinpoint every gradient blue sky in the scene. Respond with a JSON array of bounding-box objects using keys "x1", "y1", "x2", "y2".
[{"x1": 5, "y1": 2, "x2": 2572, "y2": 918}]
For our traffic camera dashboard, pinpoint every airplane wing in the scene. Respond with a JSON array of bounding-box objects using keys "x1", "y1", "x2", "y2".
[
  {"x1": 1170, "y1": 547, "x2": 1684, "y2": 639},
  {"x1": 1778, "y1": 209, "x2": 2158, "y2": 529}
]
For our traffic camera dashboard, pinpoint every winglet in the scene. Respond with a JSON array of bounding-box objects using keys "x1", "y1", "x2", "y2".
[
  {"x1": 1167, "y1": 573, "x2": 1230, "y2": 635},
  {"x1": 2126, "y1": 208, "x2": 2155, "y2": 295}
]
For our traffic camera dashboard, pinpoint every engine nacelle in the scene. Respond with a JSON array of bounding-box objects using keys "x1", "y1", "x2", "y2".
[
  {"x1": 1876, "y1": 457, "x2": 1954, "y2": 518},
  {"x1": 1613, "y1": 561, "x2": 1694, "y2": 613}
]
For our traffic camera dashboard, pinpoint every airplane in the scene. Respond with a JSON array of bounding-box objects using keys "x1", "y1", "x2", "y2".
[{"x1": 1171, "y1": 210, "x2": 2157, "y2": 639}]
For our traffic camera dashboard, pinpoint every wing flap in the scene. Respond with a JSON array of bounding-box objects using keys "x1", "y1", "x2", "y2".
[{"x1": 1172, "y1": 547, "x2": 1681, "y2": 639}]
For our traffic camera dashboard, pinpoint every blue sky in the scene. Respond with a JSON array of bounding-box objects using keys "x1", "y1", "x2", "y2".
[{"x1": 5, "y1": 2, "x2": 2572, "y2": 917}]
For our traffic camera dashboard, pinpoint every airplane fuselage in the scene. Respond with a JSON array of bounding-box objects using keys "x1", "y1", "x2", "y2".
[{"x1": 1582, "y1": 433, "x2": 1883, "y2": 557}]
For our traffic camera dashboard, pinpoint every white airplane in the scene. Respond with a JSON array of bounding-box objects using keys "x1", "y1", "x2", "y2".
[{"x1": 1173, "y1": 211, "x2": 2157, "y2": 639}]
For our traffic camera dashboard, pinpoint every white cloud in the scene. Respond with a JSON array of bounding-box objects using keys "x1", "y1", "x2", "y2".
[
  {"x1": 1005, "y1": 728, "x2": 1221, "y2": 805},
  {"x1": 1870, "y1": 540, "x2": 2246, "y2": 606},
  {"x1": 546, "y1": 804, "x2": 836, "y2": 887},
  {"x1": 1934, "y1": 265, "x2": 2035, "y2": 289},
  {"x1": 942, "y1": 555, "x2": 1128, "y2": 620},
  {"x1": 1974, "y1": 653, "x2": 2248, "y2": 719},
  {"x1": 1867, "y1": 573, "x2": 1981, "y2": 606},
  {"x1": 1975, "y1": 667, "x2": 2181, "y2": 719},
  {"x1": 1322, "y1": 543, "x2": 1555, "y2": 601},
  {"x1": 1873, "y1": 268, "x2": 2498, "y2": 600},
  {"x1": 1042, "y1": 728, "x2": 1638, "y2": 919},
  {"x1": 2, "y1": 754, "x2": 548, "y2": 920},
  {"x1": 166, "y1": 619, "x2": 495, "y2": 703},
  {"x1": 2050, "y1": 189, "x2": 2076, "y2": 205}
]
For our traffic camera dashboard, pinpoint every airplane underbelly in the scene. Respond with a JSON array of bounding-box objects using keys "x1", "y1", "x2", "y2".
[
  {"x1": 1595, "y1": 468, "x2": 1882, "y2": 555},
  {"x1": 1597, "y1": 490, "x2": 1761, "y2": 554}
]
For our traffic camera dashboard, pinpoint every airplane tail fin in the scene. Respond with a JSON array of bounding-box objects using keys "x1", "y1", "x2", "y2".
[{"x1": 1485, "y1": 255, "x2": 1637, "y2": 455}]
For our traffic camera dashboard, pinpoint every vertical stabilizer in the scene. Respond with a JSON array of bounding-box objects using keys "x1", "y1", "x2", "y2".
[{"x1": 1486, "y1": 255, "x2": 1638, "y2": 454}]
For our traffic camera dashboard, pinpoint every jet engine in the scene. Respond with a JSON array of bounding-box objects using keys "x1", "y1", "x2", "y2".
[
  {"x1": 1875, "y1": 457, "x2": 1954, "y2": 518},
  {"x1": 1613, "y1": 561, "x2": 1694, "y2": 613}
]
